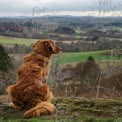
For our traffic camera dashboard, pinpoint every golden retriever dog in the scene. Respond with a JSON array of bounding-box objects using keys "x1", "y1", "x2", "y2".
[
  {"x1": 23, "y1": 40, "x2": 62, "y2": 81},
  {"x1": 7, "y1": 40, "x2": 62, "y2": 118}
]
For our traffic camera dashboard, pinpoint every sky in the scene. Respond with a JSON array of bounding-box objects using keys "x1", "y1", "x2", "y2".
[{"x1": 0, "y1": 0, "x2": 122, "y2": 17}]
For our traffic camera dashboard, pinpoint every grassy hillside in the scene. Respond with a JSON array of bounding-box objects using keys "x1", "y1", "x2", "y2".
[
  {"x1": 53, "y1": 50, "x2": 120, "y2": 65},
  {"x1": 0, "y1": 97, "x2": 122, "y2": 122},
  {"x1": 10, "y1": 50, "x2": 120, "y2": 66},
  {"x1": 0, "y1": 35, "x2": 121, "y2": 65},
  {"x1": 11, "y1": 50, "x2": 119, "y2": 66}
]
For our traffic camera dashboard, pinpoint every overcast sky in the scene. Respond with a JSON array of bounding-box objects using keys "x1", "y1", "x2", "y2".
[{"x1": 0, "y1": 0, "x2": 122, "y2": 17}]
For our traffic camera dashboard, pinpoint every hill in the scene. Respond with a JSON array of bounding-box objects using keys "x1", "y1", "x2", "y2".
[{"x1": 0, "y1": 97, "x2": 122, "y2": 122}]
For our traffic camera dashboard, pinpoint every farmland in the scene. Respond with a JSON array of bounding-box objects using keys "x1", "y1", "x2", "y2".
[
  {"x1": 0, "y1": 36, "x2": 121, "y2": 65},
  {"x1": 0, "y1": 36, "x2": 36, "y2": 46},
  {"x1": 57, "y1": 50, "x2": 118, "y2": 65}
]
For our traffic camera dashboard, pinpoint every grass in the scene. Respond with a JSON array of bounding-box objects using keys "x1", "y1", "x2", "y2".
[
  {"x1": 0, "y1": 117, "x2": 119, "y2": 122},
  {"x1": 0, "y1": 97, "x2": 122, "y2": 122},
  {"x1": 75, "y1": 28, "x2": 87, "y2": 34},
  {"x1": 10, "y1": 50, "x2": 121, "y2": 66},
  {"x1": 53, "y1": 50, "x2": 121, "y2": 65},
  {"x1": 0, "y1": 118, "x2": 54, "y2": 122},
  {"x1": 0, "y1": 36, "x2": 37, "y2": 46},
  {"x1": 0, "y1": 35, "x2": 121, "y2": 65}
]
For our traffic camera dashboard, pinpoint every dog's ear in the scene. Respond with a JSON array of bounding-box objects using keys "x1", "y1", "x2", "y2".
[
  {"x1": 32, "y1": 40, "x2": 40, "y2": 48},
  {"x1": 44, "y1": 41, "x2": 49, "y2": 46},
  {"x1": 43, "y1": 41, "x2": 55, "y2": 52}
]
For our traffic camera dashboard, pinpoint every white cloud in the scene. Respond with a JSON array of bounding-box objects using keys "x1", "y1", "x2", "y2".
[{"x1": 0, "y1": 0, "x2": 121, "y2": 16}]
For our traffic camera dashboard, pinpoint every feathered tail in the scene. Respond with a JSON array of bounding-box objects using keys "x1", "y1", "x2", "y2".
[{"x1": 24, "y1": 102, "x2": 55, "y2": 118}]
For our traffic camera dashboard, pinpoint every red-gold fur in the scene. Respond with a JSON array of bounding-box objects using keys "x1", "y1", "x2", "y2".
[{"x1": 7, "y1": 40, "x2": 62, "y2": 118}]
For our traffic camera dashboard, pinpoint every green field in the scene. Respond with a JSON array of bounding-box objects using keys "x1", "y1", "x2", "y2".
[
  {"x1": 53, "y1": 50, "x2": 120, "y2": 65},
  {"x1": 0, "y1": 36, "x2": 36, "y2": 46},
  {"x1": 0, "y1": 35, "x2": 121, "y2": 65},
  {"x1": 12, "y1": 50, "x2": 119, "y2": 66}
]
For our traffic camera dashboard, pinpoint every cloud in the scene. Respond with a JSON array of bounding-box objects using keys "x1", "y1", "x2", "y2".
[
  {"x1": 0, "y1": 0, "x2": 121, "y2": 16},
  {"x1": 0, "y1": 0, "x2": 92, "y2": 16}
]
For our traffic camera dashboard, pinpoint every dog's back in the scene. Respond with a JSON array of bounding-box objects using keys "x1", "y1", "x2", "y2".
[
  {"x1": 23, "y1": 52, "x2": 50, "y2": 80},
  {"x1": 7, "y1": 64, "x2": 50, "y2": 109}
]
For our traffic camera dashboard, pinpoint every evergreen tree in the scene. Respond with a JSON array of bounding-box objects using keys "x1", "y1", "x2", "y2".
[{"x1": 0, "y1": 44, "x2": 13, "y2": 71}]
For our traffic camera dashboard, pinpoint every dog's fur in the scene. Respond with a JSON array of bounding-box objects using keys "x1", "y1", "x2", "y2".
[
  {"x1": 7, "y1": 40, "x2": 62, "y2": 118},
  {"x1": 23, "y1": 40, "x2": 62, "y2": 81}
]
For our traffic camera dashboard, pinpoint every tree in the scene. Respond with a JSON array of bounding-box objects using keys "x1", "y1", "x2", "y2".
[
  {"x1": 0, "y1": 44, "x2": 13, "y2": 71},
  {"x1": 55, "y1": 26, "x2": 75, "y2": 34}
]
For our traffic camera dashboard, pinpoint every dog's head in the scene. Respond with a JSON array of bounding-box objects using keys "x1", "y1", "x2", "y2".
[{"x1": 32, "y1": 40, "x2": 62, "y2": 57}]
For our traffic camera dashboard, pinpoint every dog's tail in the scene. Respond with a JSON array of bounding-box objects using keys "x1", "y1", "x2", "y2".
[{"x1": 23, "y1": 102, "x2": 55, "y2": 118}]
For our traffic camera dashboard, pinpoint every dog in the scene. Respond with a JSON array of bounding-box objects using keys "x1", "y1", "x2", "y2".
[
  {"x1": 23, "y1": 40, "x2": 62, "y2": 81},
  {"x1": 7, "y1": 40, "x2": 62, "y2": 118}
]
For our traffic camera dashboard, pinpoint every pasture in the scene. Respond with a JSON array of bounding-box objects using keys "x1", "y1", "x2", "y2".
[
  {"x1": 10, "y1": 50, "x2": 121, "y2": 66},
  {"x1": 0, "y1": 36, "x2": 36, "y2": 46},
  {"x1": 52, "y1": 50, "x2": 121, "y2": 65},
  {"x1": 0, "y1": 35, "x2": 121, "y2": 65}
]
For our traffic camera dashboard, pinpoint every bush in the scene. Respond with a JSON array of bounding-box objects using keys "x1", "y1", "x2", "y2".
[
  {"x1": 0, "y1": 44, "x2": 15, "y2": 94},
  {"x1": 0, "y1": 44, "x2": 13, "y2": 71}
]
